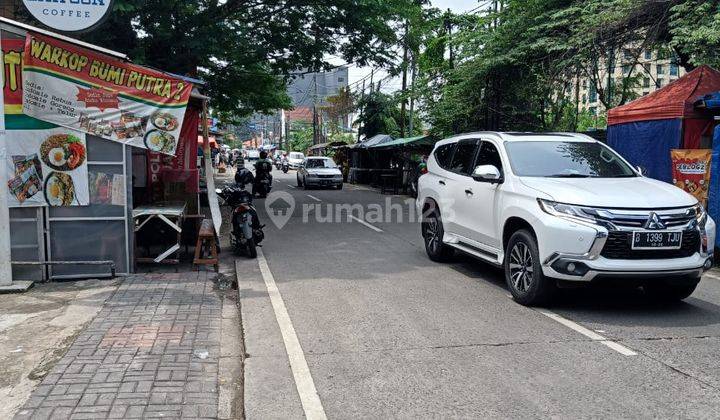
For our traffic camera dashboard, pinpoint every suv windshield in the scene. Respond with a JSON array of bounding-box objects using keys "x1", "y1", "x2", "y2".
[
  {"x1": 306, "y1": 159, "x2": 336, "y2": 169},
  {"x1": 505, "y1": 141, "x2": 636, "y2": 178},
  {"x1": 289, "y1": 153, "x2": 304, "y2": 160}
]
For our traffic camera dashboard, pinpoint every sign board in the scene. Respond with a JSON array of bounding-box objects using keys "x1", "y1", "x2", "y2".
[
  {"x1": 22, "y1": 33, "x2": 193, "y2": 156},
  {"x1": 22, "y1": 0, "x2": 113, "y2": 33},
  {"x1": 671, "y1": 149, "x2": 712, "y2": 206},
  {"x1": 5, "y1": 127, "x2": 90, "y2": 207}
]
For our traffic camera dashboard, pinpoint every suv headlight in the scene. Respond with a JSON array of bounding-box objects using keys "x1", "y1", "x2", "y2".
[
  {"x1": 537, "y1": 199, "x2": 597, "y2": 224},
  {"x1": 694, "y1": 203, "x2": 708, "y2": 225}
]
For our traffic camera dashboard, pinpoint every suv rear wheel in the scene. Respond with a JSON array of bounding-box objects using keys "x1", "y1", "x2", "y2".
[
  {"x1": 505, "y1": 230, "x2": 556, "y2": 306},
  {"x1": 422, "y1": 208, "x2": 454, "y2": 262}
]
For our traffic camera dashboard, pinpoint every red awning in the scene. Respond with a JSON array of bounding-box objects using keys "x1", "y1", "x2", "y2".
[
  {"x1": 607, "y1": 65, "x2": 720, "y2": 126},
  {"x1": 198, "y1": 135, "x2": 218, "y2": 149}
]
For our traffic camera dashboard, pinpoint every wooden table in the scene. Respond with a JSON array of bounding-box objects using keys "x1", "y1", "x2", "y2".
[{"x1": 133, "y1": 201, "x2": 186, "y2": 267}]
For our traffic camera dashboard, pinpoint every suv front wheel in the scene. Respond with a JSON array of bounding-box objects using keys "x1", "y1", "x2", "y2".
[{"x1": 505, "y1": 230, "x2": 556, "y2": 306}]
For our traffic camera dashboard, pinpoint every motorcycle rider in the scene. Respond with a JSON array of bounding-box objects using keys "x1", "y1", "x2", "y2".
[
  {"x1": 234, "y1": 157, "x2": 254, "y2": 186},
  {"x1": 233, "y1": 158, "x2": 261, "y2": 230},
  {"x1": 253, "y1": 151, "x2": 273, "y2": 196}
]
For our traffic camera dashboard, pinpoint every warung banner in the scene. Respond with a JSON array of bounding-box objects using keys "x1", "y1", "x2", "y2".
[{"x1": 22, "y1": 33, "x2": 193, "y2": 156}]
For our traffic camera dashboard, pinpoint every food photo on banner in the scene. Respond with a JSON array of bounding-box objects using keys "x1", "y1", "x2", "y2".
[
  {"x1": 21, "y1": 32, "x2": 193, "y2": 156},
  {"x1": 671, "y1": 149, "x2": 712, "y2": 207},
  {"x1": 5, "y1": 127, "x2": 89, "y2": 207}
]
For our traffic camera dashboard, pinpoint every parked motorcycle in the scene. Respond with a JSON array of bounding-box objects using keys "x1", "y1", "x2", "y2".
[
  {"x1": 281, "y1": 160, "x2": 289, "y2": 173},
  {"x1": 216, "y1": 185, "x2": 265, "y2": 258}
]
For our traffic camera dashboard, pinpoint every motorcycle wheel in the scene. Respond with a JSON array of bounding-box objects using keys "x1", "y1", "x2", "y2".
[
  {"x1": 283, "y1": 167, "x2": 289, "y2": 173},
  {"x1": 246, "y1": 237, "x2": 257, "y2": 258}
]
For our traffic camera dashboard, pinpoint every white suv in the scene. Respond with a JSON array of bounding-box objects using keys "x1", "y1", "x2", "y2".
[{"x1": 417, "y1": 132, "x2": 716, "y2": 306}]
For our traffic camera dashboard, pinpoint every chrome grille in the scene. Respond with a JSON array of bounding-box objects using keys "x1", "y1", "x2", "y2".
[{"x1": 584, "y1": 207, "x2": 698, "y2": 230}]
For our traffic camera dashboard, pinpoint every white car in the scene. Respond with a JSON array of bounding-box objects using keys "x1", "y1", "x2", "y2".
[
  {"x1": 296, "y1": 157, "x2": 343, "y2": 189},
  {"x1": 417, "y1": 132, "x2": 716, "y2": 306},
  {"x1": 246, "y1": 149, "x2": 260, "y2": 160},
  {"x1": 288, "y1": 152, "x2": 305, "y2": 169}
]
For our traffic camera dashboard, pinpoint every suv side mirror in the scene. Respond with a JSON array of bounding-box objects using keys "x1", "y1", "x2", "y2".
[{"x1": 472, "y1": 165, "x2": 502, "y2": 183}]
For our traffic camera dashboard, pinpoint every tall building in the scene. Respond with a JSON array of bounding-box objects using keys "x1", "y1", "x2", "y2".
[
  {"x1": 577, "y1": 49, "x2": 686, "y2": 116},
  {"x1": 287, "y1": 67, "x2": 349, "y2": 108}
]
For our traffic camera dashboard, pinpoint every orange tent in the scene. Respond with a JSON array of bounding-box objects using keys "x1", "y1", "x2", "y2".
[
  {"x1": 608, "y1": 65, "x2": 720, "y2": 126},
  {"x1": 198, "y1": 135, "x2": 219, "y2": 149}
]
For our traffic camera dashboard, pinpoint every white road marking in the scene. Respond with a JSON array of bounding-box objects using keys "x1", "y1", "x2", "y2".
[
  {"x1": 256, "y1": 249, "x2": 327, "y2": 420},
  {"x1": 287, "y1": 184, "x2": 297, "y2": 189},
  {"x1": 348, "y1": 215, "x2": 383, "y2": 233},
  {"x1": 306, "y1": 194, "x2": 322, "y2": 202},
  {"x1": 703, "y1": 270, "x2": 720, "y2": 281},
  {"x1": 535, "y1": 308, "x2": 637, "y2": 356}
]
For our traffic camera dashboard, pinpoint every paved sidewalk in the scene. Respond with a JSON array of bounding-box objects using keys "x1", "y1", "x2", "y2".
[{"x1": 15, "y1": 271, "x2": 225, "y2": 419}]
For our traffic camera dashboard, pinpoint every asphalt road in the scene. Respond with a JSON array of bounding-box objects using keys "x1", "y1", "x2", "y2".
[{"x1": 224, "y1": 168, "x2": 720, "y2": 419}]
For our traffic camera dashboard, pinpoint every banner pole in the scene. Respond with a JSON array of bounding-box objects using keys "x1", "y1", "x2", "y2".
[
  {"x1": 0, "y1": 29, "x2": 33, "y2": 292},
  {"x1": 0, "y1": 28, "x2": 13, "y2": 287},
  {"x1": 202, "y1": 99, "x2": 222, "y2": 236}
]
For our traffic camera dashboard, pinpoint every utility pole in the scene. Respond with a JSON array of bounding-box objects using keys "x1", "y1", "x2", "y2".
[
  {"x1": 409, "y1": 53, "x2": 416, "y2": 137},
  {"x1": 312, "y1": 73, "x2": 319, "y2": 145},
  {"x1": 357, "y1": 79, "x2": 366, "y2": 142},
  {"x1": 446, "y1": 9, "x2": 454, "y2": 68},
  {"x1": 400, "y1": 21, "x2": 409, "y2": 138},
  {"x1": 607, "y1": 46, "x2": 615, "y2": 105}
]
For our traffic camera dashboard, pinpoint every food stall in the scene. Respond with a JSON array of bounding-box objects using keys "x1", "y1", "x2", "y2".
[
  {"x1": 607, "y1": 65, "x2": 720, "y2": 182},
  {"x1": 2, "y1": 17, "x2": 211, "y2": 281}
]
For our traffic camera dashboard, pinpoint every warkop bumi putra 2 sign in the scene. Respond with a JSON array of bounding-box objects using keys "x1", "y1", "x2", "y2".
[{"x1": 22, "y1": 33, "x2": 193, "y2": 156}]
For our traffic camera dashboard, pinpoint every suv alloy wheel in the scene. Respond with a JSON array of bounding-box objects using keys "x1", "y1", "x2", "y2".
[{"x1": 505, "y1": 230, "x2": 556, "y2": 305}]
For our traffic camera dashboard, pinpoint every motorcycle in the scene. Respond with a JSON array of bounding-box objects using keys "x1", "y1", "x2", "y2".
[
  {"x1": 281, "y1": 160, "x2": 289, "y2": 173},
  {"x1": 275, "y1": 157, "x2": 282, "y2": 170},
  {"x1": 216, "y1": 185, "x2": 265, "y2": 258},
  {"x1": 253, "y1": 173, "x2": 273, "y2": 198}
]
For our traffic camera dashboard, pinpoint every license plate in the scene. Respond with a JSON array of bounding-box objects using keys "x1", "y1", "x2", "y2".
[{"x1": 632, "y1": 231, "x2": 683, "y2": 250}]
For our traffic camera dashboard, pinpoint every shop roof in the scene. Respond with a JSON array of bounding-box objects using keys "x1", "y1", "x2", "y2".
[
  {"x1": 369, "y1": 135, "x2": 434, "y2": 149},
  {"x1": 353, "y1": 134, "x2": 394, "y2": 148},
  {"x1": 607, "y1": 65, "x2": 720, "y2": 126}
]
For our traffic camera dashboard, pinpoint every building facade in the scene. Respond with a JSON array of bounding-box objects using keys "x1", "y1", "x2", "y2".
[
  {"x1": 287, "y1": 67, "x2": 349, "y2": 108},
  {"x1": 577, "y1": 49, "x2": 686, "y2": 116}
]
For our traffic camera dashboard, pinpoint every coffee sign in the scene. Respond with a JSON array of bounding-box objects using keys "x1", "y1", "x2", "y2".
[{"x1": 22, "y1": 0, "x2": 113, "y2": 33}]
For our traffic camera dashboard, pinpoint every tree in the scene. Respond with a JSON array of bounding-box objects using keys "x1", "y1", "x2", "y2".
[
  {"x1": 354, "y1": 91, "x2": 400, "y2": 138},
  {"x1": 288, "y1": 122, "x2": 314, "y2": 153},
  {"x1": 79, "y1": 0, "x2": 418, "y2": 117},
  {"x1": 417, "y1": 0, "x2": 720, "y2": 138},
  {"x1": 323, "y1": 87, "x2": 355, "y2": 135}
]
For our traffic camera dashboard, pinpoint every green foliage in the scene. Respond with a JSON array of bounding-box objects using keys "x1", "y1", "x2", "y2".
[
  {"x1": 288, "y1": 123, "x2": 314, "y2": 153},
  {"x1": 418, "y1": 0, "x2": 720, "y2": 138},
  {"x1": 670, "y1": 1, "x2": 720, "y2": 68},
  {"x1": 355, "y1": 91, "x2": 400, "y2": 138},
  {"x1": 82, "y1": 0, "x2": 418, "y2": 118}
]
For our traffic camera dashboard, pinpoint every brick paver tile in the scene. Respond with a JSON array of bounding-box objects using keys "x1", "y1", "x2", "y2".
[{"x1": 15, "y1": 272, "x2": 223, "y2": 420}]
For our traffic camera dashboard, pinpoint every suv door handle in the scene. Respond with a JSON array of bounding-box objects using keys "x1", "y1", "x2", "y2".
[
  {"x1": 439, "y1": 180, "x2": 446, "y2": 186},
  {"x1": 465, "y1": 189, "x2": 473, "y2": 195}
]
